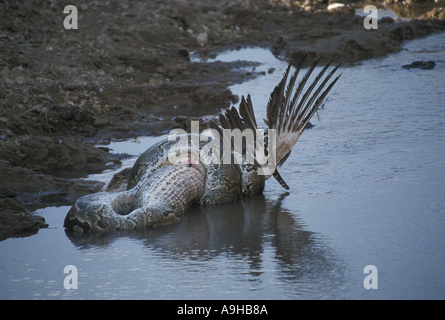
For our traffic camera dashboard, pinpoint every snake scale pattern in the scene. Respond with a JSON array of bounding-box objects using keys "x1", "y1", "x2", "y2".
[{"x1": 64, "y1": 57, "x2": 341, "y2": 233}]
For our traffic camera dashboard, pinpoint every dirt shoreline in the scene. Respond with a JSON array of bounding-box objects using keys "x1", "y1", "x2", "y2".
[{"x1": 1, "y1": 0, "x2": 444, "y2": 239}]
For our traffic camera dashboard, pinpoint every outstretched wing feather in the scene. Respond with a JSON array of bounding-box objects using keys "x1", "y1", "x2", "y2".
[{"x1": 208, "y1": 56, "x2": 341, "y2": 189}]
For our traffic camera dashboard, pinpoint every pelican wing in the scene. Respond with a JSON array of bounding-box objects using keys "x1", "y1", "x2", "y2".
[
  {"x1": 209, "y1": 95, "x2": 258, "y2": 158},
  {"x1": 209, "y1": 56, "x2": 341, "y2": 189},
  {"x1": 265, "y1": 55, "x2": 342, "y2": 167}
]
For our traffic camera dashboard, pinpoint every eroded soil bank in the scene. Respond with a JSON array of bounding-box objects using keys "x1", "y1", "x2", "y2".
[{"x1": 1, "y1": 0, "x2": 444, "y2": 239}]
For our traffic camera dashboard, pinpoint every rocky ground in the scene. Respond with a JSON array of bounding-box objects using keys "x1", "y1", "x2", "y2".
[{"x1": 1, "y1": 0, "x2": 444, "y2": 240}]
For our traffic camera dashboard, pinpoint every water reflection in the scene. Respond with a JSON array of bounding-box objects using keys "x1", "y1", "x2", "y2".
[{"x1": 65, "y1": 193, "x2": 346, "y2": 298}]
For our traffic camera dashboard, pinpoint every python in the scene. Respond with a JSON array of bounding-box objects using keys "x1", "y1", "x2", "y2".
[
  {"x1": 64, "y1": 56, "x2": 341, "y2": 233},
  {"x1": 167, "y1": 120, "x2": 278, "y2": 176}
]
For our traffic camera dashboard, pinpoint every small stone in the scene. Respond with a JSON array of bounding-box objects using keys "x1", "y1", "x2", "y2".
[
  {"x1": 0, "y1": 66, "x2": 10, "y2": 77},
  {"x1": 83, "y1": 125, "x2": 96, "y2": 137},
  {"x1": 402, "y1": 60, "x2": 436, "y2": 70},
  {"x1": 92, "y1": 103, "x2": 103, "y2": 114},
  {"x1": 94, "y1": 118, "x2": 109, "y2": 127},
  {"x1": 196, "y1": 32, "x2": 208, "y2": 47}
]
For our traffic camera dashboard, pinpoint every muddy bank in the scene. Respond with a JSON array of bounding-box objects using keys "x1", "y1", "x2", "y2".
[
  {"x1": 0, "y1": 198, "x2": 49, "y2": 241},
  {"x1": 1, "y1": 0, "x2": 444, "y2": 239}
]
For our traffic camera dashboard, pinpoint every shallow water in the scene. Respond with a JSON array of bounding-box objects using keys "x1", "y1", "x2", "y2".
[{"x1": 1, "y1": 32, "x2": 445, "y2": 300}]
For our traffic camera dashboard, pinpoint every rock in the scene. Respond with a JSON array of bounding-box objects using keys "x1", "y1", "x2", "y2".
[
  {"x1": 0, "y1": 159, "x2": 105, "y2": 207},
  {"x1": 420, "y1": 8, "x2": 445, "y2": 20},
  {"x1": 0, "y1": 136, "x2": 110, "y2": 173},
  {"x1": 106, "y1": 167, "x2": 131, "y2": 192},
  {"x1": 83, "y1": 124, "x2": 97, "y2": 137},
  {"x1": 0, "y1": 198, "x2": 48, "y2": 241},
  {"x1": 327, "y1": 3, "x2": 345, "y2": 11},
  {"x1": 0, "y1": 66, "x2": 10, "y2": 77},
  {"x1": 381, "y1": 17, "x2": 395, "y2": 24},
  {"x1": 402, "y1": 60, "x2": 436, "y2": 70},
  {"x1": 177, "y1": 48, "x2": 190, "y2": 58},
  {"x1": 196, "y1": 32, "x2": 208, "y2": 47},
  {"x1": 93, "y1": 118, "x2": 110, "y2": 127}
]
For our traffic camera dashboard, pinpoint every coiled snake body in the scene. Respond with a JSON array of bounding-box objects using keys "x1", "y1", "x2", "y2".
[
  {"x1": 64, "y1": 58, "x2": 341, "y2": 233},
  {"x1": 64, "y1": 137, "x2": 263, "y2": 233}
]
